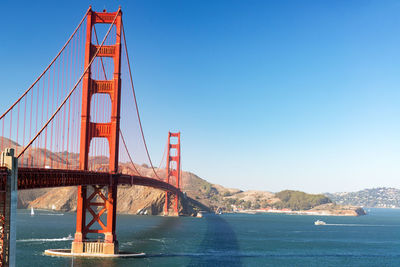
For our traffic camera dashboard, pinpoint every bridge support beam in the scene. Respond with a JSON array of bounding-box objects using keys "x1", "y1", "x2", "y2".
[
  {"x1": 0, "y1": 148, "x2": 18, "y2": 266},
  {"x1": 164, "y1": 132, "x2": 181, "y2": 216},
  {"x1": 72, "y1": 183, "x2": 119, "y2": 255}
]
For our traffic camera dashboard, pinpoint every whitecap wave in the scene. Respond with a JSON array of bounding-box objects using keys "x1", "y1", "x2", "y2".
[
  {"x1": 149, "y1": 238, "x2": 166, "y2": 243},
  {"x1": 17, "y1": 234, "x2": 73, "y2": 242}
]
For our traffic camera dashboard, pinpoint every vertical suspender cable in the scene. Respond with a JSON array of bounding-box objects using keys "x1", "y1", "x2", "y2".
[
  {"x1": 16, "y1": 102, "x2": 20, "y2": 154},
  {"x1": 120, "y1": 130, "x2": 142, "y2": 176},
  {"x1": 0, "y1": 8, "x2": 90, "y2": 121},
  {"x1": 17, "y1": 8, "x2": 121, "y2": 159},
  {"x1": 22, "y1": 94, "x2": 27, "y2": 165},
  {"x1": 121, "y1": 22, "x2": 160, "y2": 179}
]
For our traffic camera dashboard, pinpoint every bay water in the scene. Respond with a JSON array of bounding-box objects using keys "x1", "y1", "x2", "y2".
[{"x1": 16, "y1": 208, "x2": 400, "y2": 266}]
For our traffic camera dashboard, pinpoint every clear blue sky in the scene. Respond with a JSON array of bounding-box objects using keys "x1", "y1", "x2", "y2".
[{"x1": 1, "y1": 0, "x2": 400, "y2": 193}]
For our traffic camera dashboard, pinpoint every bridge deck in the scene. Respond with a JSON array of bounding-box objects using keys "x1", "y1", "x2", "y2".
[{"x1": 0, "y1": 167, "x2": 180, "y2": 194}]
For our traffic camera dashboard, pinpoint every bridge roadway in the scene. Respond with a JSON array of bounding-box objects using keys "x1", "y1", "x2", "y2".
[{"x1": 0, "y1": 167, "x2": 181, "y2": 195}]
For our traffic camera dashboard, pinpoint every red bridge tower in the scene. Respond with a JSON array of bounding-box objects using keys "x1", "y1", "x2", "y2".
[
  {"x1": 72, "y1": 8, "x2": 122, "y2": 254},
  {"x1": 164, "y1": 132, "x2": 181, "y2": 216}
]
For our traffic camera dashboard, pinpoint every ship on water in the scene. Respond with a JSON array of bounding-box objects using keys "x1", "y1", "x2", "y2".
[{"x1": 314, "y1": 220, "x2": 326, "y2": 225}]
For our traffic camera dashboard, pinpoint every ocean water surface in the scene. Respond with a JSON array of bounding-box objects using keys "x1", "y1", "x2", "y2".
[{"x1": 16, "y1": 208, "x2": 400, "y2": 266}]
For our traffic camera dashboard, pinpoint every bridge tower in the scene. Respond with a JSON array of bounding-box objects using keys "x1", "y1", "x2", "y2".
[
  {"x1": 72, "y1": 8, "x2": 122, "y2": 255},
  {"x1": 164, "y1": 132, "x2": 181, "y2": 216}
]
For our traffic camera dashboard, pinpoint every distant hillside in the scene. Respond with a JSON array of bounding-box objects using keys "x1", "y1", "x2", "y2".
[
  {"x1": 325, "y1": 187, "x2": 400, "y2": 208},
  {"x1": 274, "y1": 190, "x2": 331, "y2": 210}
]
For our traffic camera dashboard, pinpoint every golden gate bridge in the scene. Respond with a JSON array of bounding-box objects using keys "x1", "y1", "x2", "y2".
[{"x1": 0, "y1": 6, "x2": 182, "y2": 265}]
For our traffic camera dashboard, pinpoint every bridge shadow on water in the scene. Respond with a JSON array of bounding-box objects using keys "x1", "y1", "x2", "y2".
[
  {"x1": 122, "y1": 214, "x2": 242, "y2": 266},
  {"x1": 133, "y1": 215, "x2": 242, "y2": 266},
  {"x1": 187, "y1": 214, "x2": 242, "y2": 267},
  {"x1": 129, "y1": 216, "x2": 182, "y2": 250}
]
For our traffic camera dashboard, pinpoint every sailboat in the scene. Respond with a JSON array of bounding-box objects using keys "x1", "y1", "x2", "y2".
[{"x1": 30, "y1": 207, "x2": 35, "y2": 216}]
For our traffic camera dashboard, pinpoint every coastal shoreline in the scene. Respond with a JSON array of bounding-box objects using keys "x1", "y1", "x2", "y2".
[{"x1": 227, "y1": 207, "x2": 366, "y2": 216}]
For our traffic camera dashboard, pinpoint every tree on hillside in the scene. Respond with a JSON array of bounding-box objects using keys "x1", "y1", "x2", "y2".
[{"x1": 274, "y1": 190, "x2": 331, "y2": 210}]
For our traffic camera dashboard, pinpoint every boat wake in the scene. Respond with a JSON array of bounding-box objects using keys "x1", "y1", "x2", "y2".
[
  {"x1": 146, "y1": 252, "x2": 400, "y2": 258},
  {"x1": 17, "y1": 234, "x2": 73, "y2": 242},
  {"x1": 325, "y1": 224, "x2": 392, "y2": 227}
]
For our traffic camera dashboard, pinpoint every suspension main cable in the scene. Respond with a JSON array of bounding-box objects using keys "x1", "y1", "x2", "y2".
[
  {"x1": 17, "y1": 8, "x2": 121, "y2": 159},
  {"x1": 121, "y1": 21, "x2": 161, "y2": 179},
  {"x1": 119, "y1": 130, "x2": 142, "y2": 176},
  {"x1": 93, "y1": 26, "x2": 108, "y2": 80},
  {"x1": 157, "y1": 138, "x2": 168, "y2": 170},
  {"x1": 0, "y1": 7, "x2": 91, "y2": 121}
]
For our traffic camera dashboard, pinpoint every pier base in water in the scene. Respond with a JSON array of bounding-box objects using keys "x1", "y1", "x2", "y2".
[
  {"x1": 44, "y1": 249, "x2": 145, "y2": 258},
  {"x1": 71, "y1": 240, "x2": 118, "y2": 255}
]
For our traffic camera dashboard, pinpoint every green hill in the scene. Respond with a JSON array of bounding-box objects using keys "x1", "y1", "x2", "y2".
[{"x1": 273, "y1": 190, "x2": 331, "y2": 210}]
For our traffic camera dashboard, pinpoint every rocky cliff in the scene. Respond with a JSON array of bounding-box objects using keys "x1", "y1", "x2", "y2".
[{"x1": 21, "y1": 183, "x2": 210, "y2": 216}]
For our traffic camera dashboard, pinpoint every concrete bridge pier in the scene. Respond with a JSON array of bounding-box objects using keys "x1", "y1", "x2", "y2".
[{"x1": 0, "y1": 148, "x2": 18, "y2": 266}]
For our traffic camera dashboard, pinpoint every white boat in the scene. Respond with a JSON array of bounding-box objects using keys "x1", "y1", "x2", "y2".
[
  {"x1": 314, "y1": 220, "x2": 326, "y2": 225},
  {"x1": 30, "y1": 207, "x2": 35, "y2": 216},
  {"x1": 197, "y1": 211, "x2": 207, "y2": 218},
  {"x1": 52, "y1": 204, "x2": 56, "y2": 210}
]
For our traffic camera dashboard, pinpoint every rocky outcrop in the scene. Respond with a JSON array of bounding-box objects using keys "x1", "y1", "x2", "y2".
[
  {"x1": 309, "y1": 203, "x2": 366, "y2": 216},
  {"x1": 18, "y1": 188, "x2": 51, "y2": 208},
  {"x1": 28, "y1": 187, "x2": 77, "y2": 211},
  {"x1": 23, "y1": 184, "x2": 210, "y2": 216}
]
